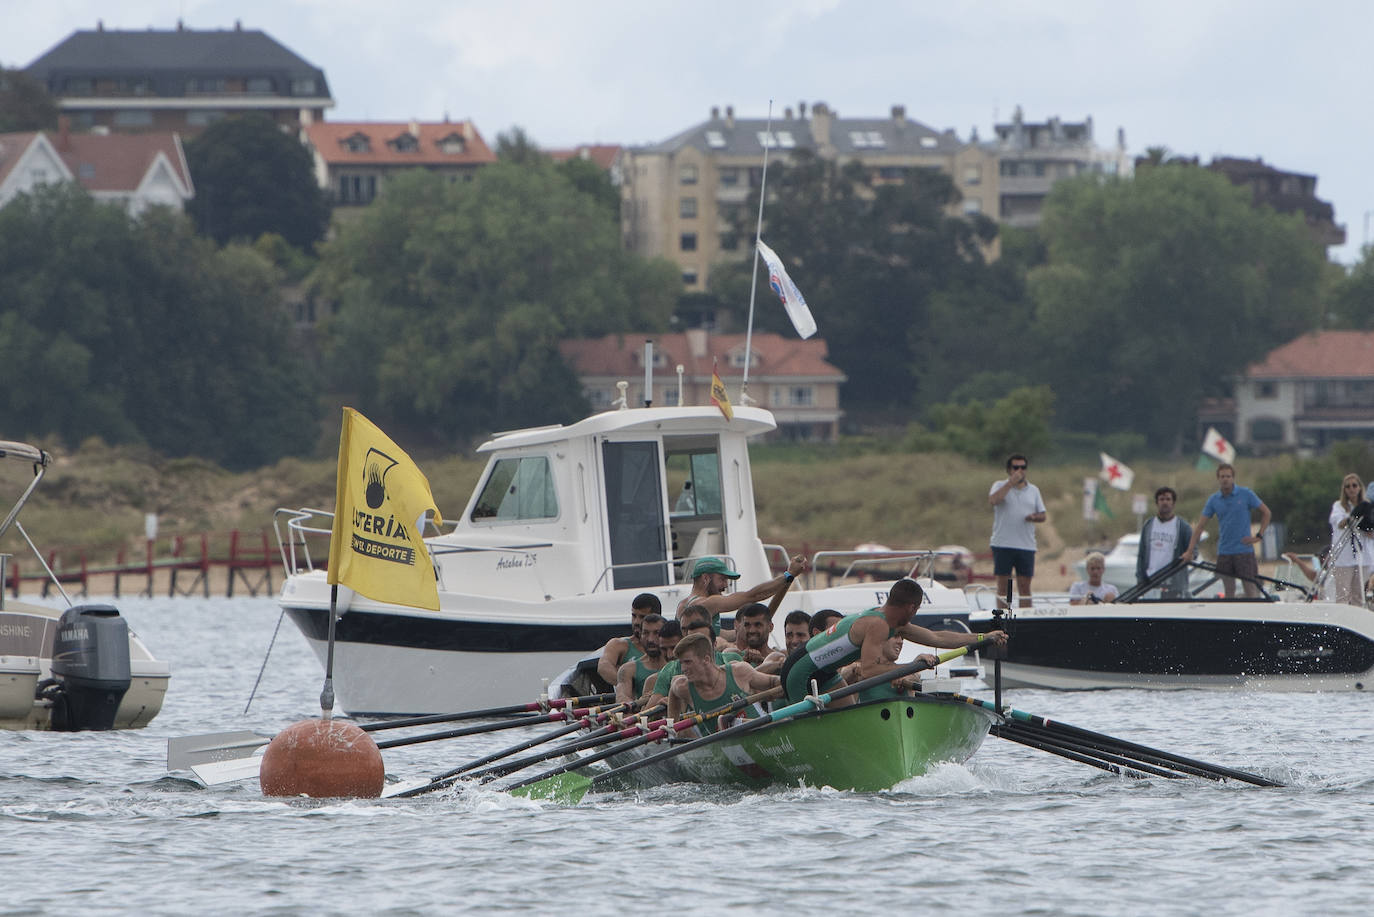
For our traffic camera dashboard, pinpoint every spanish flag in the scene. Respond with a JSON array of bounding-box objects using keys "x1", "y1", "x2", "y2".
[
  {"x1": 710, "y1": 362, "x2": 733, "y2": 421},
  {"x1": 327, "y1": 408, "x2": 443, "y2": 610}
]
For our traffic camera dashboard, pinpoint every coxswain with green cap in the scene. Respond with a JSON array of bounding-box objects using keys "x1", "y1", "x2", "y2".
[{"x1": 675, "y1": 554, "x2": 807, "y2": 639}]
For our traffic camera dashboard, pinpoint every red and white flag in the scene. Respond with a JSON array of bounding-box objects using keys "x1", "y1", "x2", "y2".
[
  {"x1": 1201, "y1": 427, "x2": 1235, "y2": 464},
  {"x1": 1099, "y1": 452, "x2": 1134, "y2": 491}
]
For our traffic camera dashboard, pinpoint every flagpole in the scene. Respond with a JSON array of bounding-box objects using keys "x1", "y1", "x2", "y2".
[
  {"x1": 320, "y1": 584, "x2": 337, "y2": 718},
  {"x1": 740, "y1": 99, "x2": 774, "y2": 407}
]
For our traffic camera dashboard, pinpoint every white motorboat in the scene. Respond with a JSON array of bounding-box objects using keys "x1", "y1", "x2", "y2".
[
  {"x1": 968, "y1": 558, "x2": 1374, "y2": 691},
  {"x1": 0, "y1": 441, "x2": 170, "y2": 730},
  {"x1": 275, "y1": 403, "x2": 984, "y2": 715}
]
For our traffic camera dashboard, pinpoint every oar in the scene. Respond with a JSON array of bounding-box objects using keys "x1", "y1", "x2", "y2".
[
  {"x1": 953, "y1": 695, "x2": 1282, "y2": 787},
  {"x1": 990, "y1": 723, "x2": 1181, "y2": 780},
  {"x1": 504, "y1": 688, "x2": 782, "y2": 796},
  {"x1": 513, "y1": 646, "x2": 972, "y2": 803},
  {"x1": 168, "y1": 693, "x2": 615, "y2": 771},
  {"x1": 390, "y1": 704, "x2": 650, "y2": 798}
]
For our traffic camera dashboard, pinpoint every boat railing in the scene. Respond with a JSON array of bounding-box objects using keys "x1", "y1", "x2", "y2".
[
  {"x1": 808, "y1": 548, "x2": 967, "y2": 589},
  {"x1": 589, "y1": 553, "x2": 741, "y2": 595},
  {"x1": 0, "y1": 440, "x2": 74, "y2": 607}
]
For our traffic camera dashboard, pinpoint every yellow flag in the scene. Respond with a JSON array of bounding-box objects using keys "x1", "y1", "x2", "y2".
[
  {"x1": 327, "y1": 408, "x2": 443, "y2": 610},
  {"x1": 710, "y1": 368, "x2": 733, "y2": 420}
]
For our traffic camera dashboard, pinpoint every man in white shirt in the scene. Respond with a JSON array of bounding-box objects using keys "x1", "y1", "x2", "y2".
[
  {"x1": 1135, "y1": 486, "x2": 1193, "y2": 598},
  {"x1": 1069, "y1": 552, "x2": 1118, "y2": 604},
  {"x1": 988, "y1": 453, "x2": 1047, "y2": 608}
]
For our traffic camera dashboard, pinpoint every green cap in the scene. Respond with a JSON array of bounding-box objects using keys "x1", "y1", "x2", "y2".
[{"x1": 692, "y1": 557, "x2": 740, "y2": 579}]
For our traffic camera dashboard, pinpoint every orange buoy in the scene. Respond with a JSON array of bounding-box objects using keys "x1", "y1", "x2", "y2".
[{"x1": 260, "y1": 719, "x2": 385, "y2": 798}]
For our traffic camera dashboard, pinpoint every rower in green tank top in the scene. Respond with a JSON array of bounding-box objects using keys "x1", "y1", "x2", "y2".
[
  {"x1": 596, "y1": 592, "x2": 661, "y2": 688},
  {"x1": 666, "y1": 633, "x2": 780, "y2": 736},
  {"x1": 614, "y1": 614, "x2": 668, "y2": 704},
  {"x1": 780, "y1": 579, "x2": 1008, "y2": 705},
  {"x1": 642, "y1": 649, "x2": 745, "y2": 705}
]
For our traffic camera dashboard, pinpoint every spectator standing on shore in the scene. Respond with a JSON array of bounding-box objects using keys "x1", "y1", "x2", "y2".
[
  {"x1": 1326, "y1": 473, "x2": 1374, "y2": 606},
  {"x1": 1181, "y1": 463, "x2": 1271, "y2": 598},
  {"x1": 988, "y1": 453, "x2": 1047, "y2": 608}
]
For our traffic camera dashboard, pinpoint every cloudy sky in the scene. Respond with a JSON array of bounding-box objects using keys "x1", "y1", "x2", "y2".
[{"x1": 4, "y1": 0, "x2": 1368, "y2": 262}]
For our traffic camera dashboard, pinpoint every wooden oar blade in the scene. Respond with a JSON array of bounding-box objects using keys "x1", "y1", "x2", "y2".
[
  {"x1": 509, "y1": 770, "x2": 592, "y2": 804},
  {"x1": 168, "y1": 731, "x2": 269, "y2": 771}
]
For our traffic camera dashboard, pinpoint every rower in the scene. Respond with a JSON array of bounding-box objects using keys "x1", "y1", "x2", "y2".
[
  {"x1": 676, "y1": 555, "x2": 807, "y2": 639},
  {"x1": 640, "y1": 606, "x2": 741, "y2": 708},
  {"x1": 809, "y1": 608, "x2": 843, "y2": 637},
  {"x1": 783, "y1": 610, "x2": 812, "y2": 654},
  {"x1": 615, "y1": 613, "x2": 668, "y2": 704},
  {"x1": 840, "y1": 634, "x2": 919, "y2": 701},
  {"x1": 596, "y1": 593, "x2": 660, "y2": 687},
  {"x1": 734, "y1": 602, "x2": 786, "y2": 674},
  {"x1": 781, "y1": 579, "x2": 1007, "y2": 706},
  {"x1": 666, "y1": 633, "x2": 780, "y2": 736}
]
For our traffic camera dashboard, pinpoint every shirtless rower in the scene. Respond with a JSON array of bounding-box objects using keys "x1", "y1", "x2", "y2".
[
  {"x1": 666, "y1": 633, "x2": 780, "y2": 736},
  {"x1": 781, "y1": 578, "x2": 1007, "y2": 706},
  {"x1": 676, "y1": 555, "x2": 807, "y2": 639},
  {"x1": 614, "y1": 613, "x2": 668, "y2": 704},
  {"x1": 596, "y1": 592, "x2": 660, "y2": 687}
]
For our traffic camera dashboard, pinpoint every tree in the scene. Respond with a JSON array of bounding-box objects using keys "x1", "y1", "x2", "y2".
[
  {"x1": 316, "y1": 165, "x2": 680, "y2": 442},
  {"x1": 0, "y1": 68, "x2": 57, "y2": 132},
  {"x1": 710, "y1": 151, "x2": 1001, "y2": 413},
  {"x1": 1029, "y1": 166, "x2": 1326, "y2": 452},
  {"x1": 0, "y1": 183, "x2": 319, "y2": 468},
  {"x1": 927, "y1": 385, "x2": 1054, "y2": 463},
  {"x1": 1326, "y1": 246, "x2": 1374, "y2": 329},
  {"x1": 557, "y1": 155, "x2": 620, "y2": 224},
  {"x1": 1259, "y1": 440, "x2": 1374, "y2": 549},
  {"x1": 185, "y1": 114, "x2": 330, "y2": 251},
  {"x1": 495, "y1": 126, "x2": 549, "y2": 165}
]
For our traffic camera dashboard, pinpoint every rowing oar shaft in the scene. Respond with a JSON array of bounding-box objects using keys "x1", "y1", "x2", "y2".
[
  {"x1": 955, "y1": 695, "x2": 1281, "y2": 788},
  {"x1": 360, "y1": 693, "x2": 616, "y2": 733},
  {"x1": 374, "y1": 707, "x2": 600, "y2": 750},
  {"x1": 992, "y1": 724, "x2": 1182, "y2": 780}
]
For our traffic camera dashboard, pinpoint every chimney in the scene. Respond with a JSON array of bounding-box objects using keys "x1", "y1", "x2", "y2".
[
  {"x1": 97, "y1": 19, "x2": 104, "y2": 31},
  {"x1": 57, "y1": 115, "x2": 70, "y2": 151},
  {"x1": 891, "y1": 104, "x2": 906, "y2": 125},
  {"x1": 725, "y1": 105, "x2": 734, "y2": 128},
  {"x1": 809, "y1": 101, "x2": 832, "y2": 146},
  {"x1": 686, "y1": 328, "x2": 708, "y2": 359},
  {"x1": 177, "y1": 18, "x2": 184, "y2": 31},
  {"x1": 710, "y1": 105, "x2": 719, "y2": 120},
  {"x1": 235, "y1": 19, "x2": 242, "y2": 31},
  {"x1": 798, "y1": 100, "x2": 806, "y2": 119},
  {"x1": 464, "y1": 121, "x2": 473, "y2": 140},
  {"x1": 409, "y1": 119, "x2": 419, "y2": 138},
  {"x1": 784, "y1": 106, "x2": 793, "y2": 120}
]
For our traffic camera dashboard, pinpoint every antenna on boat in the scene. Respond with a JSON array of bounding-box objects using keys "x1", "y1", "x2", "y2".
[
  {"x1": 643, "y1": 339, "x2": 653, "y2": 407},
  {"x1": 676, "y1": 364, "x2": 685, "y2": 405},
  {"x1": 739, "y1": 99, "x2": 775, "y2": 408}
]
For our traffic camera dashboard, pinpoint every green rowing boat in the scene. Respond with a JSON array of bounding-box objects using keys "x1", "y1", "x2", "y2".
[{"x1": 601, "y1": 694, "x2": 997, "y2": 793}]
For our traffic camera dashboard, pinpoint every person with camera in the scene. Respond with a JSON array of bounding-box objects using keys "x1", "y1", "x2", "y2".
[{"x1": 1328, "y1": 473, "x2": 1374, "y2": 607}]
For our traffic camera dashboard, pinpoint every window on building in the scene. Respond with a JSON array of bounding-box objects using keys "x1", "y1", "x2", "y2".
[
  {"x1": 728, "y1": 348, "x2": 758, "y2": 369},
  {"x1": 1256, "y1": 381, "x2": 1278, "y2": 399},
  {"x1": 877, "y1": 167, "x2": 904, "y2": 180},
  {"x1": 245, "y1": 77, "x2": 273, "y2": 94},
  {"x1": 390, "y1": 134, "x2": 419, "y2": 153},
  {"x1": 63, "y1": 77, "x2": 93, "y2": 94},
  {"x1": 962, "y1": 198, "x2": 982, "y2": 214},
  {"x1": 337, "y1": 174, "x2": 378, "y2": 204},
  {"x1": 682, "y1": 269, "x2": 699, "y2": 286},
  {"x1": 919, "y1": 136, "x2": 938, "y2": 149},
  {"x1": 588, "y1": 389, "x2": 612, "y2": 409},
  {"x1": 1250, "y1": 419, "x2": 1283, "y2": 442},
  {"x1": 705, "y1": 130, "x2": 726, "y2": 148},
  {"x1": 187, "y1": 110, "x2": 226, "y2": 126},
  {"x1": 439, "y1": 133, "x2": 466, "y2": 154},
  {"x1": 849, "y1": 130, "x2": 887, "y2": 149},
  {"x1": 113, "y1": 109, "x2": 153, "y2": 127},
  {"x1": 291, "y1": 78, "x2": 318, "y2": 96},
  {"x1": 470, "y1": 456, "x2": 558, "y2": 522},
  {"x1": 342, "y1": 133, "x2": 371, "y2": 153},
  {"x1": 776, "y1": 131, "x2": 796, "y2": 148},
  {"x1": 963, "y1": 163, "x2": 981, "y2": 185},
  {"x1": 679, "y1": 163, "x2": 698, "y2": 185},
  {"x1": 719, "y1": 168, "x2": 739, "y2": 186},
  {"x1": 680, "y1": 232, "x2": 697, "y2": 251},
  {"x1": 679, "y1": 197, "x2": 698, "y2": 219}
]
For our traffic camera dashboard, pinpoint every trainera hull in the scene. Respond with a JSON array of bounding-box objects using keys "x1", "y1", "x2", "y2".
[{"x1": 606, "y1": 696, "x2": 997, "y2": 793}]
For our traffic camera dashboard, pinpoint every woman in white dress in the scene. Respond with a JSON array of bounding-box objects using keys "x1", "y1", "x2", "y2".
[{"x1": 1327, "y1": 473, "x2": 1374, "y2": 607}]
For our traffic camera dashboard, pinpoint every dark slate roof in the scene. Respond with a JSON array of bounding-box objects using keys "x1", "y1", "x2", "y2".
[
  {"x1": 24, "y1": 27, "x2": 330, "y2": 99},
  {"x1": 638, "y1": 111, "x2": 962, "y2": 157}
]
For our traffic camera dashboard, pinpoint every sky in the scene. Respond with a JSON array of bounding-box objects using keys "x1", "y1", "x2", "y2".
[{"x1": 3, "y1": 0, "x2": 1368, "y2": 263}]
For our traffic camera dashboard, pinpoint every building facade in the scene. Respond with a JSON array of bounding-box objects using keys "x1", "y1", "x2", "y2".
[
  {"x1": 559, "y1": 330, "x2": 846, "y2": 442},
  {"x1": 1200, "y1": 331, "x2": 1374, "y2": 454},
  {"x1": 302, "y1": 120, "x2": 497, "y2": 208},
  {"x1": 23, "y1": 22, "x2": 333, "y2": 136},
  {"x1": 0, "y1": 125, "x2": 193, "y2": 214},
  {"x1": 988, "y1": 106, "x2": 1133, "y2": 228},
  {"x1": 620, "y1": 102, "x2": 1000, "y2": 291},
  {"x1": 1207, "y1": 157, "x2": 1346, "y2": 250}
]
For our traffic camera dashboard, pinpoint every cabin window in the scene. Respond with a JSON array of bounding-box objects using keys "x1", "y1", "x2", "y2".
[
  {"x1": 667, "y1": 450, "x2": 722, "y2": 519},
  {"x1": 470, "y1": 456, "x2": 558, "y2": 522}
]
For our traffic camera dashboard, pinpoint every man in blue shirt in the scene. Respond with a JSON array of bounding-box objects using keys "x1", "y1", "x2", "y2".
[{"x1": 1181, "y1": 463, "x2": 1272, "y2": 597}]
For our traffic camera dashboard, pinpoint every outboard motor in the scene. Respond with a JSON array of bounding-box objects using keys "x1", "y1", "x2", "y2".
[{"x1": 45, "y1": 604, "x2": 131, "y2": 731}]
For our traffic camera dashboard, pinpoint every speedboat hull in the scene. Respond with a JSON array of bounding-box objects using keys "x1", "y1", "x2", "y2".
[{"x1": 974, "y1": 599, "x2": 1374, "y2": 691}]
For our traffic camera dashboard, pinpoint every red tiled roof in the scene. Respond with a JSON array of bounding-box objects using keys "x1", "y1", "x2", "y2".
[
  {"x1": 304, "y1": 120, "x2": 497, "y2": 166},
  {"x1": 0, "y1": 132, "x2": 42, "y2": 185},
  {"x1": 54, "y1": 131, "x2": 191, "y2": 193},
  {"x1": 560, "y1": 332, "x2": 844, "y2": 380},
  {"x1": 1246, "y1": 331, "x2": 1374, "y2": 379},
  {"x1": 547, "y1": 144, "x2": 621, "y2": 170}
]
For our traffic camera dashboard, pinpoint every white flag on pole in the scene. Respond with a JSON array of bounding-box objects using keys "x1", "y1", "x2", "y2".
[
  {"x1": 756, "y1": 240, "x2": 817, "y2": 339},
  {"x1": 1201, "y1": 427, "x2": 1236, "y2": 464},
  {"x1": 1099, "y1": 452, "x2": 1134, "y2": 491}
]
